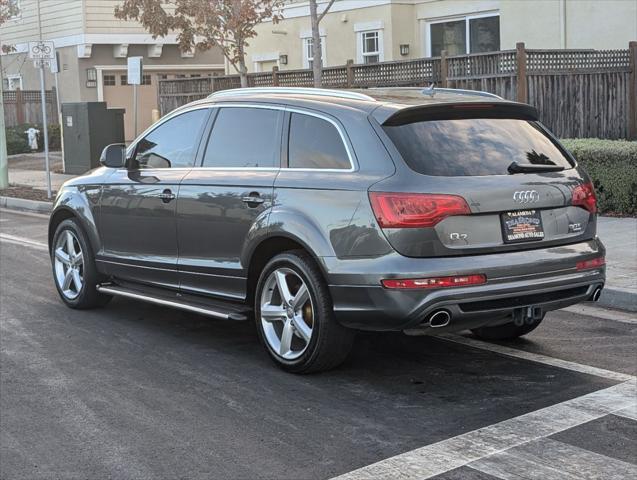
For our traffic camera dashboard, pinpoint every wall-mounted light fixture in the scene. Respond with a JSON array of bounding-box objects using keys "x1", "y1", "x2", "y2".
[
  {"x1": 279, "y1": 54, "x2": 288, "y2": 65},
  {"x1": 400, "y1": 44, "x2": 410, "y2": 56}
]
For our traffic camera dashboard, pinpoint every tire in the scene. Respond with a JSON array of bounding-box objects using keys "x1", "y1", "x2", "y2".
[
  {"x1": 254, "y1": 250, "x2": 355, "y2": 373},
  {"x1": 471, "y1": 314, "x2": 544, "y2": 341},
  {"x1": 51, "y1": 218, "x2": 111, "y2": 309}
]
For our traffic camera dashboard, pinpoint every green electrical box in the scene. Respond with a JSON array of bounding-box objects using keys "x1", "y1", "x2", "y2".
[{"x1": 61, "y1": 102, "x2": 125, "y2": 175}]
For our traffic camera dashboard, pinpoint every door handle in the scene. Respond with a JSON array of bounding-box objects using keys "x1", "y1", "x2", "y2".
[
  {"x1": 158, "y1": 189, "x2": 176, "y2": 203},
  {"x1": 242, "y1": 193, "x2": 265, "y2": 206}
]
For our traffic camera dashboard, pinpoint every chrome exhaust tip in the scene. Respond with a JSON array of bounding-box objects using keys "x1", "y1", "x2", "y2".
[
  {"x1": 428, "y1": 310, "x2": 451, "y2": 328},
  {"x1": 591, "y1": 287, "x2": 602, "y2": 302}
]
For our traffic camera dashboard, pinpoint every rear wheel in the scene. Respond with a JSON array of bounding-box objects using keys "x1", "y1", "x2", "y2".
[
  {"x1": 51, "y1": 218, "x2": 111, "y2": 309},
  {"x1": 471, "y1": 315, "x2": 544, "y2": 341},
  {"x1": 254, "y1": 251, "x2": 354, "y2": 373}
]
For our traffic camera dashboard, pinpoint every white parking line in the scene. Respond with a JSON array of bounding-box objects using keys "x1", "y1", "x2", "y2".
[
  {"x1": 469, "y1": 437, "x2": 637, "y2": 480},
  {"x1": 562, "y1": 304, "x2": 637, "y2": 325},
  {"x1": 437, "y1": 334, "x2": 635, "y2": 382},
  {"x1": 331, "y1": 380, "x2": 636, "y2": 480},
  {"x1": 0, "y1": 233, "x2": 48, "y2": 251}
]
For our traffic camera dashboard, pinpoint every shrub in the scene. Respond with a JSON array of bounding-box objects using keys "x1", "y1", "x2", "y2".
[
  {"x1": 4, "y1": 123, "x2": 61, "y2": 155},
  {"x1": 561, "y1": 139, "x2": 637, "y2": 216}
]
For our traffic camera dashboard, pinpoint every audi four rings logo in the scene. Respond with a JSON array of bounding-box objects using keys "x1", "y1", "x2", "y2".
[{"x1": 513, "y1": 190, "x2": 540, "y2": 203}]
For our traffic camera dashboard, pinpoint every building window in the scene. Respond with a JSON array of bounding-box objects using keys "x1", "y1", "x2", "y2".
[
  {"x1": 175, "y1": 74, "x2": 186, "y2": 78},
  {"x1": 4, "y1": 74, "x2": 22, "y2": 90},
  {"x1": 360, "y1": 31, "x2": 381, "y2": 64},
  {"x1": 103, "y1": 74, "x2": 116, "y2": 86},
  {"x1": 142, "y1": 74, "x2": 151, "y2": 85},
  {"x1": 120, "y1": 75, "x2": 128, "y2": 85},
  {"x1": 428, "y1": 14, "x2": 500, "y2": 57},
  {"x1": 302, "y1": 37, "x2": 326, "y2": 69},
  {"x1": 86, "y1": 68, "x2": 97, "y2": 88},
  {"x1": 190, "y1": 74, "x2": 201, "y2": 78},
  {"x1": 6, "y1": 0, "x2": 20, "y2": 20},
  {"x1": 158, "y1": 74, "x2": 168, "y2": 80}
]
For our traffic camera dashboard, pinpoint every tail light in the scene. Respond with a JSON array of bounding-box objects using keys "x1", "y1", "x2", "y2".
[
  {"x1": 382, "y1": 274, "x2": 486, "y2": 289},
  {"x1": 369, "y1": 192, "x2": 470, "y2": 228},
  {"x1": 572, "y1": 182, "x2": 597, "y2": 214},
  {"x1": 576, "y1": 256, "x2": 605, "y2": 271}
]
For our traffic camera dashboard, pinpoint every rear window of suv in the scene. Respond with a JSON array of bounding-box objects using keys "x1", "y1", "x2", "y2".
[{"x1": 383, "y1": 118, "x2": 574, "y2": 176}]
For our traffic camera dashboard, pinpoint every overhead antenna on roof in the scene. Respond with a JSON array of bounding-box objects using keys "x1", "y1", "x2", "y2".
[{"x1": 421, "y1": 83, "x2": 436, "y2": 97}]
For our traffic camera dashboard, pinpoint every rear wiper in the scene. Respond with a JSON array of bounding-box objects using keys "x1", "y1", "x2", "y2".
[{"x1": 507, "y1": 161, "x2": 565, "y2": 174}]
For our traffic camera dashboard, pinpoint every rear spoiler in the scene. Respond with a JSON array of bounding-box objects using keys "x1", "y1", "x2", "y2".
[{"x1": 378, "y1": 102, "x2": 539, "y2": 126}]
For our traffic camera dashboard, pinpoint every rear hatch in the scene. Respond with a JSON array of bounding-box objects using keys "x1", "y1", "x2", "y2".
[{"x1": 370, "y1": 102, "x2": 597, "y2": 257}]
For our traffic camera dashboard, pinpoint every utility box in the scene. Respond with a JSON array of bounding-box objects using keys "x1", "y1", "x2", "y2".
[{"x1": 61, "y1": 102, "x2": 125, "y2": 174}]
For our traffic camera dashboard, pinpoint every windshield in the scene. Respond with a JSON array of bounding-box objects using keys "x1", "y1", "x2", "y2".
[{"x1": 383, "y1": 118, "x2": 574, "y2": 176}]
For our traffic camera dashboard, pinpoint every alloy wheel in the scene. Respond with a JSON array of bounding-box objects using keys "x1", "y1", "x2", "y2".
[
  {"x1": 53, "y1": 230, "x2": 84, "y2": 300},
  {"x1": 260, "y1": 268, "x2": 314, "y2": 360}
]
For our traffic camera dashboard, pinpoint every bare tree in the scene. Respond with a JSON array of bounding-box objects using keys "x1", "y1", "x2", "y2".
[
  {"x1": 115, "y1": 0, "x2": 284, "y2": 88},
  {"x1": 309, "y1": 0, "x2": 336, "y2": 87}
]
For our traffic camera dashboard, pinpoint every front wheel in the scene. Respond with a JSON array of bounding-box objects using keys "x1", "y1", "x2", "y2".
[
  {"x1": 51, "y1": 218, "x2": 111, "y2": 309},
  {"x1": 254, "y1": 251, "x2": 354, "y2": 373},
  {"x1": 471, "y1": 314, "x2": 544, "y2": 341}
]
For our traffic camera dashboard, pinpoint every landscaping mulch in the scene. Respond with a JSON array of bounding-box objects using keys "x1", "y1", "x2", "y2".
[
  {"x1": 7, "y1": 152, "x2": 64, "y2": 173},
  {"x1": 0, "y1": 185, "x2": 55, "y2": 202}
]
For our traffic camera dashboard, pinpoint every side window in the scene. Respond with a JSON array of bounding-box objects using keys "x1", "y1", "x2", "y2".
[
  {"x1": 288, "y1": 113, "x2": 351, "y2": 170},
  {"x1": 132, "y1": 109, "x2": 209, "y2": 169},
  {"x1": 202, "y1": 107, "x2": 282, "y2": 168}
]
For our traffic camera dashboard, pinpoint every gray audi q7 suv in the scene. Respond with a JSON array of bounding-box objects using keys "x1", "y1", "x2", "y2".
[{"x1": 49, "y1": 87, "x2": 605, "y2": 373}]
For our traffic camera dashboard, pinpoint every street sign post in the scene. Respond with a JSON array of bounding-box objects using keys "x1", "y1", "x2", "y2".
[
  {"x1": 28, "y1": 41, "x2": 55, "y2": 198},
  {"x1": 127, "y1": 56, "x2": 143, "y2": 138}
]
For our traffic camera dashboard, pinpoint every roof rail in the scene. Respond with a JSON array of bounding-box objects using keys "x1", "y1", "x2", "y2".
[
  {"x1": 429, "y1": 87, "x2": 502, "y2": 99},
  {"x1": 208, "y1": 87, "x2": 376, "y2": 102}
]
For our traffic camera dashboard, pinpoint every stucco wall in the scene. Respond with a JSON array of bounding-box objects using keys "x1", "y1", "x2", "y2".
[
  {"x1": 246, "y1": 0, "x2": 635, "y2": 73},
  {"x1": 247, "y1": 4, "x2": 395, "y2": 72}
]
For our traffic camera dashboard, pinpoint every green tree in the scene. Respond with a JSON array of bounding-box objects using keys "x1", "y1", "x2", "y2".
[{"x1": 115, "y1": 0, "x2": 284, "y2": 88}]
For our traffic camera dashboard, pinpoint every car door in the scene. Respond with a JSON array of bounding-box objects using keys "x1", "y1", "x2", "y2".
[
  {"x1": 177, "y1": 105, "x2": 283, "y2": 300},
  {"x1": 98, "y1": 107, "x2": 211, "y2": 288}
]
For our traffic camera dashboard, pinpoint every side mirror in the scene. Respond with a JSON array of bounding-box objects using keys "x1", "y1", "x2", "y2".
[{"x1": 100, "y1": 143, "x2": 127, "y2": 168}]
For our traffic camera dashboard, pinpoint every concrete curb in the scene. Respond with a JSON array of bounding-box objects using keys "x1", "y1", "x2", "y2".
[
  {"x1": 598, "y1": 287, "x2": 637, "y2": 313},
  {"x1": 0, "y1": 196, "x2": 52, "y2": 214}
]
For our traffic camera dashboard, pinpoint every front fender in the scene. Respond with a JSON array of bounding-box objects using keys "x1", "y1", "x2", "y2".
[{"x1": 49, "y1": 185, "x2": 102, "y2": 255}]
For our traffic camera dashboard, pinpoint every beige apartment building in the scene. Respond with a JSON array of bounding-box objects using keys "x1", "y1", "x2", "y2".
[
  {"x1": 0, "y1": 0, "x2": 225, "y2": 139},
  {"x1": 246, "y1": 0, "x2": 637, "y2": 73}
]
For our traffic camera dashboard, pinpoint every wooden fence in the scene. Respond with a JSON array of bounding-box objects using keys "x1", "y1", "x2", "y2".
[
  {"x1": 158, "y1": 42, "x2": 637, "y2": 140},
  {"x1": 2, "y1": 88, "x2": 59, "y2": 127}
]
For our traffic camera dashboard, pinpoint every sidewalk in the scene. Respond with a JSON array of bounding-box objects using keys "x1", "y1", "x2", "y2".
[
  {"x1": 7, "y1": 151, "x2": 74, "y2": 192},
  {"x1": 597, "y1": 217, "x2": 636, "y2": 310}
]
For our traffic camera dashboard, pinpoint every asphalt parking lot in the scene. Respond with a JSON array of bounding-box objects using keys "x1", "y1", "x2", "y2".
[{"x1": 1, "y1": 208, "x2": 636, "y2": 480}]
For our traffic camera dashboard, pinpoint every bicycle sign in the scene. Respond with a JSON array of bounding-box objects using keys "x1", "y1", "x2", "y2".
[{"x1": 28, "y1": 41, "x2": 55, "y2": 60}]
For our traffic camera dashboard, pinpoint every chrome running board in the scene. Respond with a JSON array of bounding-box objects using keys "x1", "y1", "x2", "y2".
[{"x1": 96, "y1": 284, "x2": 249, "y2": 321}]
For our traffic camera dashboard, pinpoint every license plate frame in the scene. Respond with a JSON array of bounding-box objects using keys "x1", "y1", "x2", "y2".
[{"x1": 501, "y1": 209, "x2": 545, "y2": 243}]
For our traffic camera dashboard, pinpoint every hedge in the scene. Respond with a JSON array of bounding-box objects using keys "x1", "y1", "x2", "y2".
[
  {"x1": 561, "y1": 139, "x2": 636, "y2": 216},
  {"x1": 5, "y1": 123, "x2": 61, "y2": 155}
]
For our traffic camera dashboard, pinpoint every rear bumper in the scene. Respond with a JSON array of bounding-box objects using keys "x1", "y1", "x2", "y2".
[{"x1": 322, "y1": 238, "x2": 606, "y2": 331}]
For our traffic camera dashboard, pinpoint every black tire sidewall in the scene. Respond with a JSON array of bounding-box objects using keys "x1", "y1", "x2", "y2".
[{"x1": 471, "y1": 314, "x2": 544, "y2": 341}]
